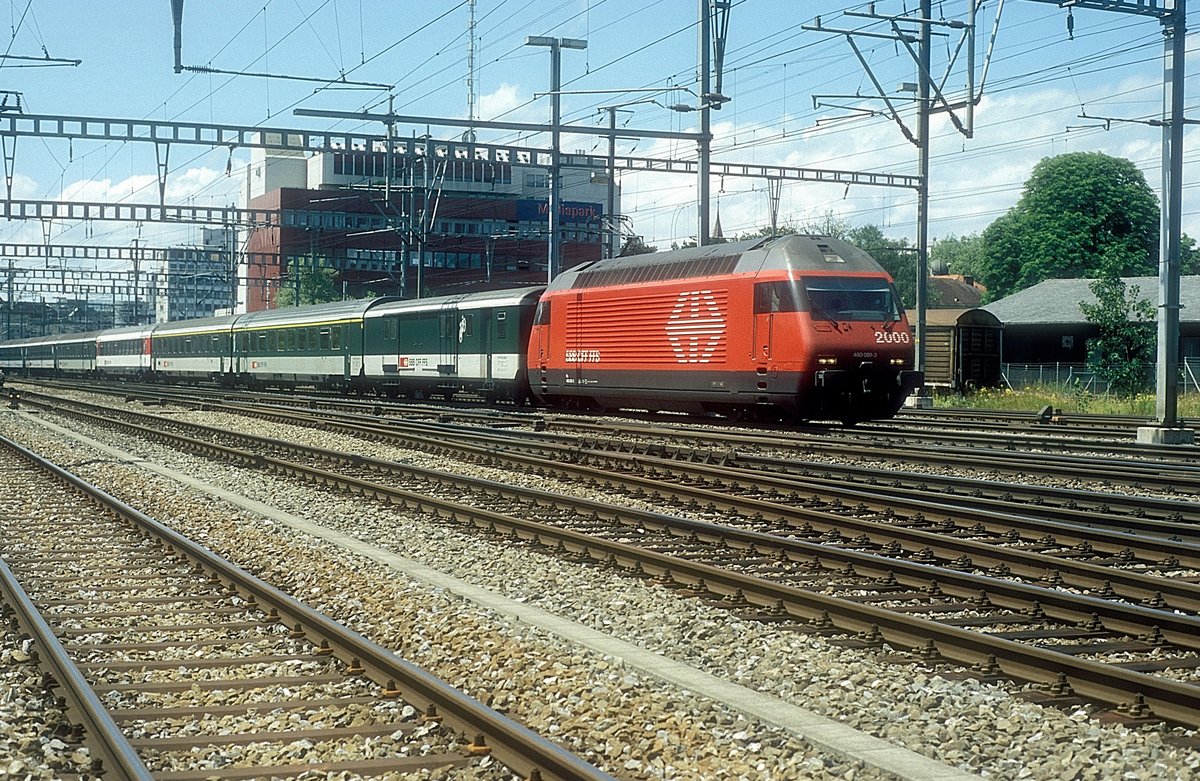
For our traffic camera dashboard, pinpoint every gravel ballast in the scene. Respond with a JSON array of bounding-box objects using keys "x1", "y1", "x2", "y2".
[{"x1": 3, "y1": 400, "x2": 1200, "y2": 779}]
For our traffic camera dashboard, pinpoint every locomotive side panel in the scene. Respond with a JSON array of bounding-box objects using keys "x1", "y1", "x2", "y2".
[
  {"x1": 534, "y1": 278, "x2": 750, "y2": 411},
  {"x1": 529, "y1": 234, "x2": 920, "y2": 420}
]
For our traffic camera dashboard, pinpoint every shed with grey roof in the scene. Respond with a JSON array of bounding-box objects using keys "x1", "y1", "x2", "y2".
[{"x1": 981, "y1": 276, "x2": 1200, "y2": 364}]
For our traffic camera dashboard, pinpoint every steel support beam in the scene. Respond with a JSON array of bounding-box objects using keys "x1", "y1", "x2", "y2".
[
  {"x1": 1027, "y1": 0, "x2": 1190, "y2": 441},
  {"x1": 1155, "y1": 0, "x2": 1188, "y2": 431},
  {"x1": 0, "y1": 112, "x2": 918, "y2": 192}
]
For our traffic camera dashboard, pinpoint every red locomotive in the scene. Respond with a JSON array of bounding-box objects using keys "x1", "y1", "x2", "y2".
[{"x1": 527, "y1": 234, "x2": 922, "y2": 422}]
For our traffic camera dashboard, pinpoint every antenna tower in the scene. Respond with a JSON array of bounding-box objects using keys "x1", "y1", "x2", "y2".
[{"x1": 464, "y1": 0, "x2": 477, "y2": 142}]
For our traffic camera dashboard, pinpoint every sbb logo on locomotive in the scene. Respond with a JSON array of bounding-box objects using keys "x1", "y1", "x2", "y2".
[{"x1": 667, "y1": 290, "x2": 726, "y2": 364}]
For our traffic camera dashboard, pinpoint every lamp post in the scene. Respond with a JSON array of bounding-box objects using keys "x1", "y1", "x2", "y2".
[{"x1": 524, "y1": 35, "x2": 587, "y2": 283}]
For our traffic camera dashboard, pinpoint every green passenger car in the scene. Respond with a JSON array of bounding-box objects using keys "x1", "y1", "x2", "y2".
[
  {"x1": 152, "y1": 315, "x2": 239, "y2": 382},
  {"x1": 232, "y1": 298, "x2": 395, "y2": 389},
  {"x1": 362, "y1": 288, "x2": 542, "y2": 402}
]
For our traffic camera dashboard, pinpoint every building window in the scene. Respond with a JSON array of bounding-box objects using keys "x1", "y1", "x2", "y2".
[{"x1": 524, "y1": 173, "x2": 548, "y2": 189}]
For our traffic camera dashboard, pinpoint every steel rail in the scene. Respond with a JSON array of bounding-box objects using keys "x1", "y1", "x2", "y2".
[
  {"x1": 19, "y1": 379, "x2": 1200, "y2": 471},
  {"x1": 24, "y1": 389, "x2": 1200, "y2": 613},
  {"x1": 546, "y1": 418, "x2": 1200, "y2": 487},
  {"x1": 19, "y1": 395, "x2": 1200, "y2": 727},
  {"x1": 0, "y1": 432, "x2": 614, "y2": 781},
  {"x1": 56, "y1": 383, "x2": 1196, "y2": 531},
  {"x1": 731, "y1": 450, "x2": 1200, "y2": 534},
  {"x1": 0, "y1": 454, "x2": 155, "y2": 781}
]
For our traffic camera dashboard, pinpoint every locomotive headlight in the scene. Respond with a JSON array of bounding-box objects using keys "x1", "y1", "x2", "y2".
[
  {"x1": 890, "y1": 358, "x2": 906, "y2": 366},
  {"x1": 817, "y1": 356, "x2": 837, "y2": 365}
]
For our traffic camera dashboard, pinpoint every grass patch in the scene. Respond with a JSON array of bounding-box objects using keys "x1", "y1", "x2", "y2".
[{"x1": 935, "y1": 385, "x2": 1200, "y2": 418}]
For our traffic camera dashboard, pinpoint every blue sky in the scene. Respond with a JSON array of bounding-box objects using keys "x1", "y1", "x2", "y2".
[{"x1": 0, "y1": 0, "x2": 1195, "y2": 254}]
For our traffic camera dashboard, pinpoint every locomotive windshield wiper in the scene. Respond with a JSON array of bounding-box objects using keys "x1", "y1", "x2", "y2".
[{"x1": 812, "y1": 306, "x2": 842, "y2": 332}]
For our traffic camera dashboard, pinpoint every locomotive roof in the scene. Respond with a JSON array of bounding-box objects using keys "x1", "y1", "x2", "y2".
[
  {"x1": 365, "y1": 286, "x2": 544, "y2": 318},
  {"x1": 546, "y1": 234, "x2": 887, "y2": 292}
]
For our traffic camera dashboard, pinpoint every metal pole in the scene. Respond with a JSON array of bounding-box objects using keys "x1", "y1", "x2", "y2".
[
  {"x1": 5, "y1": 260, "x2": 12, "y2": 339},
  {"x1": 549, "y1": 41, "x2": 561, "y2": 283},
  {"x1": 965, "y1": 0, "x2": 976, "y2": 135},
  {"x1": 1155, "y1": 0, "x2": 1186, "y2": 427},
  {"x1": 914, "y1": 0, "x2": 931, "y2": 395},
  {"x1": 418, "y1": 135, "x2": 429, "y2": 299},
  {"x1": 132, "y1": 244, "x2": 141, "y2": 325},
  {"x1": 606, "y1": 107, "x2": 616, "y2": 258},
  {"x1": 384, "y1": 95, "x2": 394, "y2": 204},
  {"x1": 698, "y1": 0, "x2": 711, "y2": 246}
]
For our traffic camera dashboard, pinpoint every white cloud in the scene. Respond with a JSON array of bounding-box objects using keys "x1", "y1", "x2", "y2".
[
  {"x1": 479, "y1": 83, "x2": 525, "y2": 121},
  {"x1": 617, "y1": 78, "x2": 1199, "y2": 247}
]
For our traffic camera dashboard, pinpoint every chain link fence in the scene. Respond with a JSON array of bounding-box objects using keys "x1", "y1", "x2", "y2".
[{"x1": 1000, "y1": 358, "x2": 1200, "y2": 396}]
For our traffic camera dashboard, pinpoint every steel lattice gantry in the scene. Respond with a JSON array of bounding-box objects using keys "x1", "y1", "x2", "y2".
[{"x1": 0, "y1": 112, "x2": 921, "y2": 215}]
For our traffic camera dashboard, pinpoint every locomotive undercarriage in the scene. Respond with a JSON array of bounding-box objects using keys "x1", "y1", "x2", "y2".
[{"x1": 534, "y1": 367, "x2": 921, "y2": 425}]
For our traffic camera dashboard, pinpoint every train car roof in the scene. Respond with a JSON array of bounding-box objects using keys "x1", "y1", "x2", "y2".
[
  {"x1": 154, "y1": 313, "x2": 241, "y2": 337},
  {"x1": 908, "y1": 307, "x2": 1003, "y2": 328},
  {"x1": 96, "y1": 324, "x2": 157, "y2": 342},
  {"x1": 546, "y1": 234, "x2": 888, "y2": 292},
  {"x1": 0, "y1": 335, "x2": 54, "y2": 347},
  {"x1": 364, "y1": 287, "x2": 544, "y2": 319},
  {"x1": 22, "y1": 329, "x2": 106, "y2": 346},
  {"x1": 234, "y1": 297, "x2": 399, "y2": 329}
]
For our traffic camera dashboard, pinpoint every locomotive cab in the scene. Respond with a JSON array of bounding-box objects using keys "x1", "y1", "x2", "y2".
[{"x1": 789, "y1": 274, "x2": 922, "y2": 421}]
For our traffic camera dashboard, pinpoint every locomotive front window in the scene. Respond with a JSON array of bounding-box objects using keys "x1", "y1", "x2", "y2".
[{"x1": 802, "y1": 277, "x2": 900, "y2": 322}]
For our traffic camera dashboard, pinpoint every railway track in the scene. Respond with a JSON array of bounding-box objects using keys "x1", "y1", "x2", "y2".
[
  {"x1": 19, "y1": 387, "x2": 1200, "y2": 603},
  {"x1": 0, "y1": 432, "x2": 613, "y2": 781},
  {"x1": 17, "y1": 386, "x2": 1200, "y2": 729},
  {"x1": 17, "y1": 379, "x2": 1200, "y2": 488},
  {"x1": 21, "y1": 378, "x2": 1200, "y2": 466},
  {"x1": 891, "y1": 407, "x2": 1195, "y2": 436}
]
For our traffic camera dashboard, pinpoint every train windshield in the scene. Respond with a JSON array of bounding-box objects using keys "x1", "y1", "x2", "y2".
[{"x1": 802, "y1": 277, "x2": 900, "y2": 322}]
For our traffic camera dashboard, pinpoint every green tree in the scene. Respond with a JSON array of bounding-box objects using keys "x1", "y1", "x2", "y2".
[
  {"x1": 980, "y1": 152, "x2": 1158, "y2": 299},
  {"x1": 618, "y1": 235, "x2": 658, "y2": 256},
  {"x1": 931, "y1": 233, "x2": 986, "y2": 280},
  {"x1": 1182, "y1": 234, "x2": 1200, "y2": 275},
  {"x1": 278, "y1": 259, "x2": 341, "y2": 308},
  {"x1": 847, "y1": 224, "x2": 917, "y2": 308},
  {"x1": 735, "y1": 212, "x2": 850, "y2": 241},
  {"x1": 1079, "y1": 274, "x2": 1155, "y2": 396}
]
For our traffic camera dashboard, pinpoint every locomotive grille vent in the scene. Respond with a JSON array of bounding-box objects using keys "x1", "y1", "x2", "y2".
[
  {"x1": 572, "y1": 254, "x2": 740, "y2": 289},
  {"x1": 817, "y1": 244, "x2": 845, "y2": 263}
]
